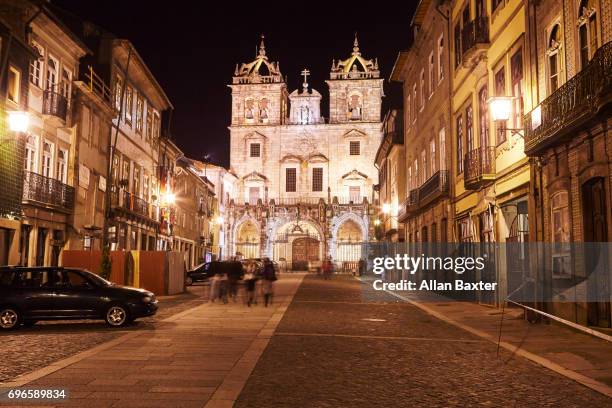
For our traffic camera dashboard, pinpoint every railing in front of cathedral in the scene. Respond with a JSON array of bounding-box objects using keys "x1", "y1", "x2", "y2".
[{"x1": 269, "y1": 197, "x2": 324, "y2": 206}]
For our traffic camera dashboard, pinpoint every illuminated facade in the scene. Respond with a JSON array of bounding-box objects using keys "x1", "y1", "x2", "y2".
[{"x1": 225, "y1": 36, "x2": 383, "y2": 269}]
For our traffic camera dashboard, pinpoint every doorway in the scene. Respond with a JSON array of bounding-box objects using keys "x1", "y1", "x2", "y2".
[
  {"x1": 292, "y1": 237, "x2": 319, "y2": 271},
  {"x1": 582, "y1": 177, "x2": 611, "y2": 327}
]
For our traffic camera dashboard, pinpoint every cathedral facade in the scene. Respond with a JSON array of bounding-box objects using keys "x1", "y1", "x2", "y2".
[{"x1": 224, "y1": 36, "x2": 383, "y2": 270}]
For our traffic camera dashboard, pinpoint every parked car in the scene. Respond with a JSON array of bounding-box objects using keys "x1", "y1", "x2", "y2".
[
  {"x1": 185, "y1": 261, "x2": 244, "y2": 285},
  {"x1": 0, "y1": 267, "x2": 158, "y2": 330},
  {"x1": 185, "y1": 261, "x2": 217, "y2": 285}
]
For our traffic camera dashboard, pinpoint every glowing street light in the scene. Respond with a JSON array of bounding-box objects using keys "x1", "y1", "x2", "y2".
[
  {"x1": 162, "y1": 192, "x2": 176, "y2": 205},
  {"x1": 489, "y1": 97, "x2": 513, "y2": 122},
  {"x1": 215, "y1": 215, "x2": 224, "y2": 225},
  {"x1": 382, "y1": 203, "x2": 391, "y2": 214},
  {"x1": 8, "y1": 111, "x2": 29, "y2": 132},
  {"x1": 374, "y1": 219, "x2": 381, "y2": 226}
]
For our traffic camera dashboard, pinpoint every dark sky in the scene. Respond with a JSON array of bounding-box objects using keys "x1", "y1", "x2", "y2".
[{"x1": 51, "y1": 1, "x2": 416, "y2": 167}]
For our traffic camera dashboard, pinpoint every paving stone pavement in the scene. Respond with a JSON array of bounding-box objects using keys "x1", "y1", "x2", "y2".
[
  {"x1": 0, "y1": 285, "x2": 208, "y2": 383},
  {"x1": 235, "y1": 275, "x2": 612, "y2": 408},
  {"x1": 0, "y1": 275, "x2": 304, "y2": 408}
]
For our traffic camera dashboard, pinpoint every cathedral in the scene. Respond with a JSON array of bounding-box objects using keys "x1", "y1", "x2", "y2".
[{"x1": 224, "y1": 35, "x2": 383, "y2": 270}]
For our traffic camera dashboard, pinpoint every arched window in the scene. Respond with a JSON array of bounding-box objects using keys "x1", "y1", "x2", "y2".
[
  {"x1": 578, "y1": 0, "x2": 598, "y2": 69},
  {"x1": 547, "y1": 24, "x2": 562, "y2": 93},
  {"x1": 478, "y1": 86, "x2": 489, "y2": 148},
  {"x1": 46, "y1": 56, "x2": 58, "y2": 91},
  {"x1": 24, "y1": 135, "x2": 38, "y2": 172}
]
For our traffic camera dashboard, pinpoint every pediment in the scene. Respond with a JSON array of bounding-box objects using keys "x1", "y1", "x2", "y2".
[
  {"x1": 280, "y1": 154, "x2": 303, "y2": 163},
  {"x1": 242, "y1": 171, "x2": 268, "y2": 182},
  {"x1": 341, "y1": 169, "x2": 369, "y2": 180},
  {"x1": 307, "y1": 153, "x2": 329, "y2": 163},
  {"x1": 243, "y1": 131, "x2": 268, "y2": 141},
  {"x1": 342, "y1": 129, "x2": 367, "y2": 139}
]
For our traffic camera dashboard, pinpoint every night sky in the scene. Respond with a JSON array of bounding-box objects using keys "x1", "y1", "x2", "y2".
[{"x1": 51, "y1": 1, "x2": 416, "y2": 167}]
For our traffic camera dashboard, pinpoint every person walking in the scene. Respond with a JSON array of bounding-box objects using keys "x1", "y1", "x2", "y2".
[
  {"x1": 322, "y1": 256, "x2": 333, "y2": 280},
  {"x1": 244, "y1": 262, "x2": 257, "y2": 307},
  {"x1": 262, "y1": 258, "x2": 277, "y2": 307}
]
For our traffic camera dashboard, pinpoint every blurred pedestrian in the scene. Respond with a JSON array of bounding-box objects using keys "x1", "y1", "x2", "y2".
[
  {"x1": 227, "y1": 261, "x2": 243, "y2": 302},
  {"x1": 322, "y1": 256, "x2": 333, "y2": 280},
  {"x1": 244, "y1": 262, "x2": 257, "y2": 307},
  {"x1": 210, "y1": 272, "x2": 220, "y2": 302},
  {"x1": 262, "y1": 258, "x2": 277, "y2": 307}
]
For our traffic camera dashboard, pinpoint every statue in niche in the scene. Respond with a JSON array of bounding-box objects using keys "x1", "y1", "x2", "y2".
[
  {"x1": 349, "y1": 94, "x2": 362, "y2": 120},
  {"x1": 259, "y1": 98, "x2": 269, "y2": 122},
  {"x1": 245, "y1": 99, "x2": 254, "y2": 120},
  {"x1": 300, "y1": 105, "x2": 310, "y2": 124}
]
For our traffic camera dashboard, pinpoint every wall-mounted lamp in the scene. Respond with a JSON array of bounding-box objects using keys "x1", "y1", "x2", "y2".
[
  {"x1": 488, "y1": 97, "x2": 524, "y2": 138},
  {"x1": 8, "y1": 111, "x2": 29, "y2": 133}
]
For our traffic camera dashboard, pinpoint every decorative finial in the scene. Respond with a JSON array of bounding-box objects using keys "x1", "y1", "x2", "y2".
[
  {"x1": 374, "y1": 58, "x2": 379, "y2": 70},
  {"x1": 258, "y1": 34, "x2": 266, "y2": 57},
  {"x1": 331, "y1": 59, "x2": 336, "y2": 70},
  {"x1": 301, "y1": 68, "x2": 310, "y2": 92},
  {"x1": 352, "y1": 32, "x2": 360, "y2": 56},
  {"x1": 234, "y1": 63, "x2": 239, "y2": 75}
]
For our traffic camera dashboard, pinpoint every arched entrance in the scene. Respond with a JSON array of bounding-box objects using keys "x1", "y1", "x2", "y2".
[
  {"x1": 271, "y1": 219, "x2": 323, "y2": 270},
  {"x1": 235, "y1": 219, "x2": 260, "y2": 259},
  {"x1": 292, "y1": 237, "x2": 319, "y2": 270},
  {"x1": 335, "y1": 219, "x2": 364, "y2": 263}
]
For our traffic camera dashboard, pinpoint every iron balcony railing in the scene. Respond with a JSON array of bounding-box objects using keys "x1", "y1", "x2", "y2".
[
  {"x1": 111, "y1": 189, "x2": 159, "y2": 222},
  {"x1": 269, "y1": 197, "x2": 325, "y2": 206},
  {"x1": 419, "y1": 170, "x2": 449, "y2": 205},
  {"x1": 42, "y1": 90, "x2": 68, "y2": 121},
  {"x1": 461, "y1": 16, "x2": 489, "y2": 56},
  {"x1": 524, "y1": 41, "x2": 612, "y2": 156},
  {"x1": 399, "y1": 171, "x2": 450, "y2": 220},
  {"x1": 23, "y1": 171, "x2": 74, "y2": 211},
  {"x1": 464, "y1": 146, "x2": 496, "y2": 190}
]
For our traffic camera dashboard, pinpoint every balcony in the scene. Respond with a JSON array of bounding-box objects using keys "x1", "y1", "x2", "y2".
[
  {"x1": 524, "y1": 41, "x2": 612, "y2": 156},
  {"x1": 398, "y1": 171, "x2": 450, "y2": 222},
  {"x1": 22, "y1": 171, "x2": 74, "y2": 211},
  {"x1": 42, "y1": 90, "x2": 68, "y2": 121},
  {"x1": 460, "y1": 16, "x2": 489, "y2": 66},
  {"x1": 418, "y1": 170, "x2": 449, "y2": 207},
  {"x1": 111, "y1": 189, "x2": 159, "y2": 224},
  {"x1": 464, "y1": 146, "x2": 496, "y2": 190}
]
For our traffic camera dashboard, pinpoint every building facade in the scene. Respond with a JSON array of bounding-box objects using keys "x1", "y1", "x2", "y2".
[
  {"x1": 393, "y1": 0, "x2": 453, "y2": 246},
  {"x1": 12, "y1": 2, "x2": 88, "y2": 267},
  {"x1": 0, "y1": 11, "x2": 37, "y2": 265},
  {"x1": 374, "y1": 109, "x2": 405, "y2": 242},
  {"x1": 524, "y1": 0, "x2": 611, "y2": 328},
  {"x1": 225, "y1": 36, "x2": 382, "y2": 269}
]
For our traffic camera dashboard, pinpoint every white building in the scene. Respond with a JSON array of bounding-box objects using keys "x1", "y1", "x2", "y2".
[{"x1": 225, "y1": 35, "x2": 383, "y2": 270}]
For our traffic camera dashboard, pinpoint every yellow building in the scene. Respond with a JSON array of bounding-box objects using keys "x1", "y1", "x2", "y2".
[{"x1": 450, "y1": 0, "x2": 530, "y2": 305}]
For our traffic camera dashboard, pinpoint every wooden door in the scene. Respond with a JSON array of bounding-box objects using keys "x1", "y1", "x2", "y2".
[
  {"x1": 583, "y1": 178, "x2": 611, "y2": 327},
  {"x1": 292, "y1": 237, "x2": 319, "y2": 270}
]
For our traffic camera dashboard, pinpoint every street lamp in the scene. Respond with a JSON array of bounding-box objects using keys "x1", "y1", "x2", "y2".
[
  {"x1": 373, "y1": 219, "x2": 381, "y2": 226},
  {"x1": 8, "y1": 111, "x2": 29, "y2": 132},
  {"x1": 488, "y1": 96, "x2": 524, "y2": 138},
  {"x1": 382, "y1": 203, "x2": 391, "y2": 214},
  {"x1": 162, "y1": 191, "x2": 176, "y2": 205},
  {"x1": 215, "y1": 215, "x2": 224, "y2": 225}
]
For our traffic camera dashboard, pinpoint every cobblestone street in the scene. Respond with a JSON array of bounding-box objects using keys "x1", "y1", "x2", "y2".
[
  {"x1": 236, "y1": 276, "x2": 611, "y2": 407},
  {"x1": 0, "y1": 285, "x2": 208, "y2": 383}
]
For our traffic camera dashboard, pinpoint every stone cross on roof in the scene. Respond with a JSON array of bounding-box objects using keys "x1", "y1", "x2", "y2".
[{"x1": 301, "y1": 68, "x2": 310, "y2": 92}]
